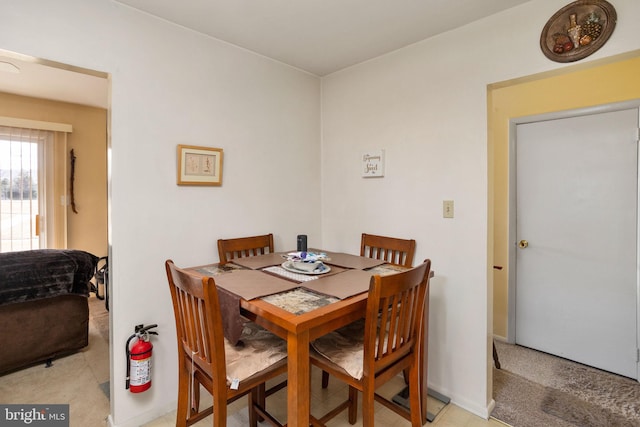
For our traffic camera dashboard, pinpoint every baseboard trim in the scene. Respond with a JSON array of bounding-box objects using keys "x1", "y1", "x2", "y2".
[{"x1": 107, "y1": 400, "x2": 176, "y2": 427}]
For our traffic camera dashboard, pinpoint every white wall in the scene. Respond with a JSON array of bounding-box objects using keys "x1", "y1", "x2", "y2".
[
  {"x1": 320, "y1": 0, "x2": 640, "y2": 416},
  {"x1": 1, "y1": 1, "x2": 320, "y2": 426}
]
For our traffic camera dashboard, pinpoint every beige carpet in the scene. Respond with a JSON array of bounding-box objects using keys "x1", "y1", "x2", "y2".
[
  {"x1": 541, "y1": 385, "x2": 637, "y2": 427},
  {"x1": 89, "y1": 295, "x2": 109, "y2": 342},
  {"x1": 88, "y1": 296, "x2": 110, "y2": 402},
  {"x1": 493, "y1": 368, "x2": 573, "y2": 427},
  {"x1": 492, "y1": 341, "x2": 640, "y2": 427}
]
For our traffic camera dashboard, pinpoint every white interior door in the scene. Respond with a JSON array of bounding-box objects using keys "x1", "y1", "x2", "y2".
[{"x1": 515, "y1": 107, "x2": 639, "y2": 379}]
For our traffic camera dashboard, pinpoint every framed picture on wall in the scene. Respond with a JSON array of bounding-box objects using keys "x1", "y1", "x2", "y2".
[{"x1": 177, "y1": 144, "x2": 223, "y2": 186}]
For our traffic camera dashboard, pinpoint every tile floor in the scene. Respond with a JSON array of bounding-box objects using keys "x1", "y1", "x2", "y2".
[
  {"x1": 0, "y1": 296, "x2": 508, "y2": 427},
  {"x1": 142, "y1": 364, "x2": 508, "y2": 427}
]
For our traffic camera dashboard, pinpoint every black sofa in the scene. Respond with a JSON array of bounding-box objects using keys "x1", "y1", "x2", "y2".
[{"x1": 0, "y1": 249, "x2": 98, "y2": 375}]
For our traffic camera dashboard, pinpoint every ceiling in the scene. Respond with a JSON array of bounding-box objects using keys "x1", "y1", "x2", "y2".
[
  {"x1": 0, "y1": 51, "x2": 110, "y2": 109},
  {"x1": 116, "y1": 0, "x2": 531, "y2": 76},
  {"x1": 0, "y1": 1, "x2": 531, "y2": 108}
]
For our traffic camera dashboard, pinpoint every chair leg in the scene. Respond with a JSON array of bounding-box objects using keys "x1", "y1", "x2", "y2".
[
  {"x1": 191, "y1": 378, "x2": 201, "y2": 413},
  {"x1": 256, "y1": 383, "x2": 266, "y2": 422},
  {"x1": 322, "y1": 370, "x2": 329, "y2": 388},
  {"x1": 176, "y1": 364, "x2": 190, "y2": 427},
  {"x1": 212, "y1": 390, "x2": 227, "y2": 427},
  {"x1": 249, "y1": 389, "x2": 259, "y2": 427},
  {"x1": 348, "y1": 386, "x2": 358, "y2": 424},
  {"x1": 408, "y1": 363, "x2": 422, "y2": 427},
  {"x1": 362, "y1": 383, "x2": 374, "y2": 427}
]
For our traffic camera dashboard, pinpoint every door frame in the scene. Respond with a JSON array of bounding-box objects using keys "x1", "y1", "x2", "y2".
[{"x1": 507, "y1": 100, "x2": 640, "y2": 379}]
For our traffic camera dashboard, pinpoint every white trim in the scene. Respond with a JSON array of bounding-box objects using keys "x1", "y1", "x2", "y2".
[{"x1": 0, "y1": 116, "x2": 72, "y2": 133}]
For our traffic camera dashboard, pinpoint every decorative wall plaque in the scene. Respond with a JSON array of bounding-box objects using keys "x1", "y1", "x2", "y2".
[
  {"x1": 540, "y1": 0, "x2": 616, "y2": 63},
  {"x1": 361, "y1": 150, "x2": 385, "y2": 178}
]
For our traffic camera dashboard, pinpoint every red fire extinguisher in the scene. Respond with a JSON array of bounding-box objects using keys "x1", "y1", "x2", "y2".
[{"x1": 126, "y1": 324, "x2": 158, "y2": 393}]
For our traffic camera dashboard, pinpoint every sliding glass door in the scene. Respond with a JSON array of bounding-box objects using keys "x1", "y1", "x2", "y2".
[{"x1": 0, "y1": 126, "x2": 51, "y2": 252}]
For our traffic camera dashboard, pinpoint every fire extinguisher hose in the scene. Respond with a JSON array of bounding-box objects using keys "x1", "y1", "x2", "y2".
[{"x1": 125, "y1": 333, "x2": 136, "y2": 390}]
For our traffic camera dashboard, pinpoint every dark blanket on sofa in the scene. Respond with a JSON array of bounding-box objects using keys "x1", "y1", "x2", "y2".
[{"x1": 0, "y1": 249, "x2": 98, "y2": 306}]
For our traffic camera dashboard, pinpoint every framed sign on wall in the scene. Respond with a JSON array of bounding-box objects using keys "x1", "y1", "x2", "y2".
[
  {"x1": 177, "y1": 144, "x2": 223, "y2": 186},
  {"x1": 362, "y1": 150, "x2": 385, "y2": 178}
]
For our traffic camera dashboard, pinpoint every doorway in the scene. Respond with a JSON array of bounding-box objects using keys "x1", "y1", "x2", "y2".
[
  {"x1": 509, "y1": 102, "x2": 640, "y2": 379},
  {"x1": 0, "y1": 49, "x2": 112, "y2": 420}
]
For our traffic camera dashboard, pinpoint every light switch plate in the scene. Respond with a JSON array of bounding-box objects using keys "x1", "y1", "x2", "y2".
[{"x1": 443, "y1": 200, "x2": 454, "y2": 218}]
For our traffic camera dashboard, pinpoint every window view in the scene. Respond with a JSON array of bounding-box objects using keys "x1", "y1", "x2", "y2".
[{"x1": 0, "y1": 126, "x2": 47, "y2": 252}]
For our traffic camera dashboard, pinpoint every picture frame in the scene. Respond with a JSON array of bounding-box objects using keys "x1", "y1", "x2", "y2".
[
  {"x1": 540, "y1": 0, "x2": 616, "y2": 63},
  {"x1": 177, "y1": 144, "x2": 223, "y2": 186},
  {"x1": 361, "y1": 149, "x2": 385, "y2": 178}
]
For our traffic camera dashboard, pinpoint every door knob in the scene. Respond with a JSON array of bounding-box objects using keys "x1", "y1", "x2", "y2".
[{"x1": 518, "y1": 240, "x2": 528, "y2": 249}]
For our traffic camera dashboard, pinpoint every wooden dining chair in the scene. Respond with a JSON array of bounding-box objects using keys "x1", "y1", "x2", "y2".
[
  {"x1": 310, "y1": 259, "x2": 431, "y2": 427},
  {"x1": 320, "y1": 232, "x2": 417, "y2": 390},
  {"x1": 165, "y1": 260, "x2": 287, "y2": 427},
  {"x1": 217, "y1": 233, "x2": 275, "y2": 265},
  {"x1": 360, "y1": 233, "x2": 416, "y2": 267}
]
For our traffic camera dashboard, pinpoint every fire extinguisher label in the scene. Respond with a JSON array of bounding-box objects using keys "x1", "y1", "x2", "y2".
[{"x1": 130, "y1": 357, "x2": 151, "y2": 386}]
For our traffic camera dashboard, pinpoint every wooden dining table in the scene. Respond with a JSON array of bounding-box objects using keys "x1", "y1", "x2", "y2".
[{"x1": 186, "y1": 250, "x2": 430, "y2": 427}]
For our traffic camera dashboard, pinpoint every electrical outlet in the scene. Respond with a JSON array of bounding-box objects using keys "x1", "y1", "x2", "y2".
[{"x1": 443, "y1": 200, "x2": 454, "y2": 218}]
